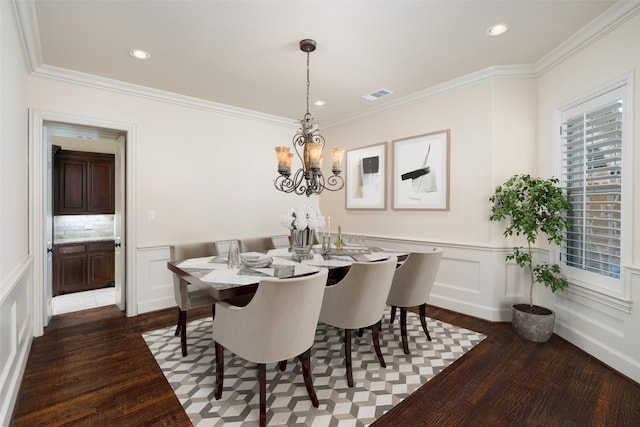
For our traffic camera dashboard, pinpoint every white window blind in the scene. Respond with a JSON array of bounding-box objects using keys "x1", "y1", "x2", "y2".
[{"x1": 561, "y1": 97, "x2": 622, "y2": 280}]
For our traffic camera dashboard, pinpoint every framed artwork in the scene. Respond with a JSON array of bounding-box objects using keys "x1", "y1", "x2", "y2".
[
  {"x1": 345, "y1": 142, "x2": 387, "y2": 209},
  {"x1": 392, "y1": 129, "x2": 450, "y2": 210}
]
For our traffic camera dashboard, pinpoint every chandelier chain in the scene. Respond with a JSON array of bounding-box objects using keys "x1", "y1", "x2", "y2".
[{"x1": 306, "y1": 51, "x2": 310, "y2": 116}]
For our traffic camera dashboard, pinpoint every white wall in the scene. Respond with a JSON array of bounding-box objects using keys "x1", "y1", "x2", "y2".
[
  {"x1": 537, "y1": 12, "x2": 640, "y2": 384},
  {"x1": 27, "y1": 76, "x2": 314, "y2": 247},
  {"x1": 322, "y1": 82, "x2": 497, "y2": 246},
  {"x1": 0, "y1": 2, "x2": 33, "y2": 425}
]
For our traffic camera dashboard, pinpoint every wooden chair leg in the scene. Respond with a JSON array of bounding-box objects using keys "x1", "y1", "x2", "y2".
[
  {"x1": 400, "y1": 308, "x2": 410, "y2": 354},
  {"x1": 174, "y1": 308, "x2": 182, "y2": 336},
  {"x1": 258, "y1": 363, "x2": 267, "y2": 427},
  {"x1": 279, "y1": 360, "x2": 287, "y2": 371},
  {"x1": 211, "y1": 304, "x2": 216, "y2": 321},
  {"x1": 419, "y1": 303, "x2": 432, "y2": 341},
  {"x1": 214, "y1": 342, "x2": 224, "y2": 400},
  {"x1": 357, "y1": 328, "x2": 364, "y2": 338},
  {"x1": 371, "y1": 321, "x2": 386, "y2": 368},
  {"x1": 300, "y1": 348, "x2": 319, "y2": 407},
  {"x1": 180, "y1": 310, "x2": 188, "y2": 357},
  {"x1": 390, "y1": 305, "x2": 397, "y2": 323},
  {"x1": 344, "y1": 329, "x2": 354, "y2": 387}
]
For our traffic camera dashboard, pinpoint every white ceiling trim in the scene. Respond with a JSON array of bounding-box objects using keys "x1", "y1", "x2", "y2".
[
  {"x1": 326, "y1": 64, "x2": 537, "y2": 128},
  {"x1": 12, "y1": 0, "x2": 41, "y2": 72},
  {"x1": 14, "y1": 0, "x2": 640, "y2": 130},
  {"x1": 31, "y1": 64, "x2": 298, "y2": 128},
  {"x1": 534, "y1": 1, "x2": 640, "y2": 75}
]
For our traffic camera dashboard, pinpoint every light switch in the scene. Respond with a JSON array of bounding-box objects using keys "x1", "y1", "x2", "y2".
[{"x1": 148, "y1": 210, "x2": 156, "y2": 220}]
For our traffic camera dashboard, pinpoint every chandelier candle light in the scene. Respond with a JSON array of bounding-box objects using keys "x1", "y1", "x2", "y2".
[{"x1": 274, "y1": 39, "x2": 345, "y2": 197}]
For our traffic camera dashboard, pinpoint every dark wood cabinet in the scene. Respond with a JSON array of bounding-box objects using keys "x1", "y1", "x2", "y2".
[
  {"x1": 54, "y1": 150, "x2": 115, "y2": 215},
  {"x1": 53, "y1": 241, "x2": 115, "y2": 296},
  {"x1": 87, "y1": 241, "x2": 116, "y2": 288}
]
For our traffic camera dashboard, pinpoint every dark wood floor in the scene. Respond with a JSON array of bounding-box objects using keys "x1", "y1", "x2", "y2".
[{"x1": 11, "y1": 304, "x2": 640, "y2": 426}]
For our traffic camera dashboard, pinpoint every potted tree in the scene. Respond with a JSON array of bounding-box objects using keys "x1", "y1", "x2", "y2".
[{"x1": 489, "y1": 174, "x2": 572, "y2": 342}]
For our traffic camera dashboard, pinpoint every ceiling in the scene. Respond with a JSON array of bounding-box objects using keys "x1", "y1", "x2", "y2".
[{"x1": 19, "y1": 1, "x2": 634, "y2": 127}]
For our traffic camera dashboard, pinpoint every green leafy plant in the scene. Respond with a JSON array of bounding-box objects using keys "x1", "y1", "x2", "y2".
[{"x1": 489, "y1": 174, "x2": 572, "y2": 307}]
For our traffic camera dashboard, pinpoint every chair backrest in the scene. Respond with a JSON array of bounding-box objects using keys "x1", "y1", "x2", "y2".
[
  {"x1": 213, "y1": 269, "x2": 329, "y2": 363},
  {"x1": 170, "y1": 242, "x2": 216, "y2": 309},
  {"x1": 270, "y1": 234, "x2": 290, "y2": 249},
  {"x1": 214, "y1": 239, "x2": 241, "y2": 256},
  {"x1": 240, "y1": 236, "x2": 272, "y2": 253},
  {"x1": 386, "y1": 248, "x2": 443, "y2": 308},
  {"x1": 319, "y1": 256, "x2": 398, "y2": 330}
]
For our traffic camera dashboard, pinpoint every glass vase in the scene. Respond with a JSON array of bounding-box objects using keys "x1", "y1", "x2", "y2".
[{"x1": 290, "y1": 228, "x2": 313, "y2": 259}]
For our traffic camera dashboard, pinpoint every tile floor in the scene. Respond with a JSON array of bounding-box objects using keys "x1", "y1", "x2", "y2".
[{"x1": 52, "y1": 287, "x2": 116, "y2": 315}]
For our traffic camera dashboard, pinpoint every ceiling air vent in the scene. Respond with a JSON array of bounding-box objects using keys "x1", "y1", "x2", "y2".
[{"x1": 361, "y1": 89, "x2": 393, "y2": 101}]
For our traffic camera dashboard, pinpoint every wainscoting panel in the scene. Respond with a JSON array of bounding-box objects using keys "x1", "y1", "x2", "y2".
[
  {"x1": 133, "y1": 240, "x2": 640, "y2": 383},
  {"x1": 0, "y1": 257, "x2": 33, "y2": 427},
  {"x1": 367, "y1": 237, "x2": 509, "y2": 321},
  {"x1": 135, "y1": 246, "x2": 175, "y2": 314},
  {"x1": 554, "y1": 266, "x2": 640, "y2": 383}
]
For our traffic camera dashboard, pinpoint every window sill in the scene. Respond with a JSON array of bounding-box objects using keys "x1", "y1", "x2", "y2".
[{"x1": 563, "y1": 273, "x2": 633, "y2": 314}]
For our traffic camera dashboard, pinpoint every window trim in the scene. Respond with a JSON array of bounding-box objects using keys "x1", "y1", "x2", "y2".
[{"x1": 554, "y1": 72, "x2": 633, "y2": 312}]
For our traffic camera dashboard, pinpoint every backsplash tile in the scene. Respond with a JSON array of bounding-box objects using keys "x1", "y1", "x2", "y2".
[{"x1": 54, "y1": 215, "x2": 115, "y2": 241}]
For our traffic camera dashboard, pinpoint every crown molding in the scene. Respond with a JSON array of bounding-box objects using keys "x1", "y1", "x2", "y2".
[
  {"x1": 325, "y1": 64, "x2": 536, "y2": 128},
  {"x1": 534, "y1": 1, "x2": 640, "y2": 75},
  {"x1": 327, "y1": 1, "x2": 640, "y2": 128},
  {"x1": 14, "y1": 0, "x2": 640, "y2": 130},
  {"x1": 31, "y1": 65, "x2": 298, "y2": 128},
  {"x1": 12, "y1": 0, "x2": 42, "y2": 71}
]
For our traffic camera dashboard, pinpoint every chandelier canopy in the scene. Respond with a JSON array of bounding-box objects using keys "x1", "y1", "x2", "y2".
[{"x1": 274, "y1": 39, "x2": 344, "y2": 197}]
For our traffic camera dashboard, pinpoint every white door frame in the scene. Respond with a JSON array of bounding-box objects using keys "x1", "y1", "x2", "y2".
[{"x1": 29, "y1": 109, "x2": 138, "y2": 337}]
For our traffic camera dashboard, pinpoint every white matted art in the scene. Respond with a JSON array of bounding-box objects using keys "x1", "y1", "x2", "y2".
[
  {"x1": 393, "y1": 130, "x2": 450, "y2": 210},
  {"x1": 345, "y1": 142, "x2": 386, "y2": 209}
]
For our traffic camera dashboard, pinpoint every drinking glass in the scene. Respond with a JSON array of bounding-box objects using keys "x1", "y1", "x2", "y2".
[{"x1": 227, "y1": 241, "x2": 241, "y2": 270}]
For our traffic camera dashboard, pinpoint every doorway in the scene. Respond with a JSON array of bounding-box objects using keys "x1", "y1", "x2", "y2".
[
  {"x1": 30, "y1": 110, "x2": 137, "y2": 336},
  {"x1": 46, "y1": 122, "x2": 126, "y2": 316}
]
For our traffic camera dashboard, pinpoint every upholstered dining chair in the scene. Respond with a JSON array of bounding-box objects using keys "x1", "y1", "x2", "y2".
[
  {"x1": 387, "y1": 248, "x2": 443, "y2": 354},
  {"x1": 270, "y1": 234, "x2": 290, "y2": 249},
  {"x1": 318, "y1": 256, "x2": 397, "y2": 387},
  {"x1": 214, "y1": 239, "x2": 242, "y2": 256},
  {"x1": 170, "y1": 242, "x2": 217, "y2": 357},
  {"x1": 212, "y1": 268, "x2": 329, "y2": 427}
]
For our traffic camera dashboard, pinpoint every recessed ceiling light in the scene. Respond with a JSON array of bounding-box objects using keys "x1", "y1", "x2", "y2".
[
  {"x1": 129, "y1": 49, "x2": 151, "y2": 59},
  {"x1": 314, "y1": 100, "x2": 326, "y2": 106},
  {"x1": 486, "y1": 23, "x2": 510, "y2": 37}
]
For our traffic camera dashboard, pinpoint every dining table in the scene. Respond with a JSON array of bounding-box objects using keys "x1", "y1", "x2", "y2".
[{"x1": 166, "y1": 245, "x2": 409, "y2": 302}]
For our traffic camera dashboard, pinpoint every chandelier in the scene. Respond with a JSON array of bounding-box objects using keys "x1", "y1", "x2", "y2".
[{"x1": 274, "y1": 39, "x2": 345, "y2": 197}]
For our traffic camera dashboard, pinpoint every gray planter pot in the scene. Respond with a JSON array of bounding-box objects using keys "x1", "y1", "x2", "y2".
[{"x1": 511, "y1": 304, "x2": 555, "y2": 343}]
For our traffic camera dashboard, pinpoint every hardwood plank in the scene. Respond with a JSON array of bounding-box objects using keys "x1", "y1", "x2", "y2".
[{"x1": 11, "y1": 304, "x2": 640, "y2": 426}]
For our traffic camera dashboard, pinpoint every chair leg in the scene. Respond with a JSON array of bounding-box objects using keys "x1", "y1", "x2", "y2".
[
  {"x1": 300, "y1": 348, "x2": 319, "y2": 407},
  {"x1": 174, "y1": 308, "x2": 182, "y2": 336},
  {"x1": 344, "y1": 329, "x2": 354, "y2": 387},
  {"x1": 279, "y1": 360, "x2": 287, "y2": 371},
  {"x1": 400, "y1": 308, "x2": 410, "y2": 355},
  {"x1": 371, "y1": 320, "x2": 386, "y2": 368},
  {"x1": 214, "y1": 342, "x2": 224, "y2": 400},
  {"x1": 357, "y1": 328, "x2": 364, "y2": 338},
  {"x1": 258, "y1": 363, "x2": 267, "y2": 427},
  {"x1": 419, "y1": 303, "x2": 432, "y2": 341},
  {"x1": 180, "y1": 310, "x2": 188, "y2": 357},
  {"x1": 211, "y1": 303, "x2": 216, "y2": 321},
  {"x1": 390, "y1": 305, "x2": 397, "y2": 323}
]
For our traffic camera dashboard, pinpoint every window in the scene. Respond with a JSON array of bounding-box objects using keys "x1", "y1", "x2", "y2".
[{"x1": 558, "y1": 79, "x2": 630, "y2": 299}]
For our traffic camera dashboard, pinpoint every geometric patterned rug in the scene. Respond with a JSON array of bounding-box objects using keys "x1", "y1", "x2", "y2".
[{"x1": 143, "y1": 307, "x2": 485, "y2": 427}]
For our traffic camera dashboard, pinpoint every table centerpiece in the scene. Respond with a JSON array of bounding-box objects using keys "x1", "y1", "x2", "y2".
[{"x1": 280, "y1": 205, "x2": 325, "y2": 259}]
